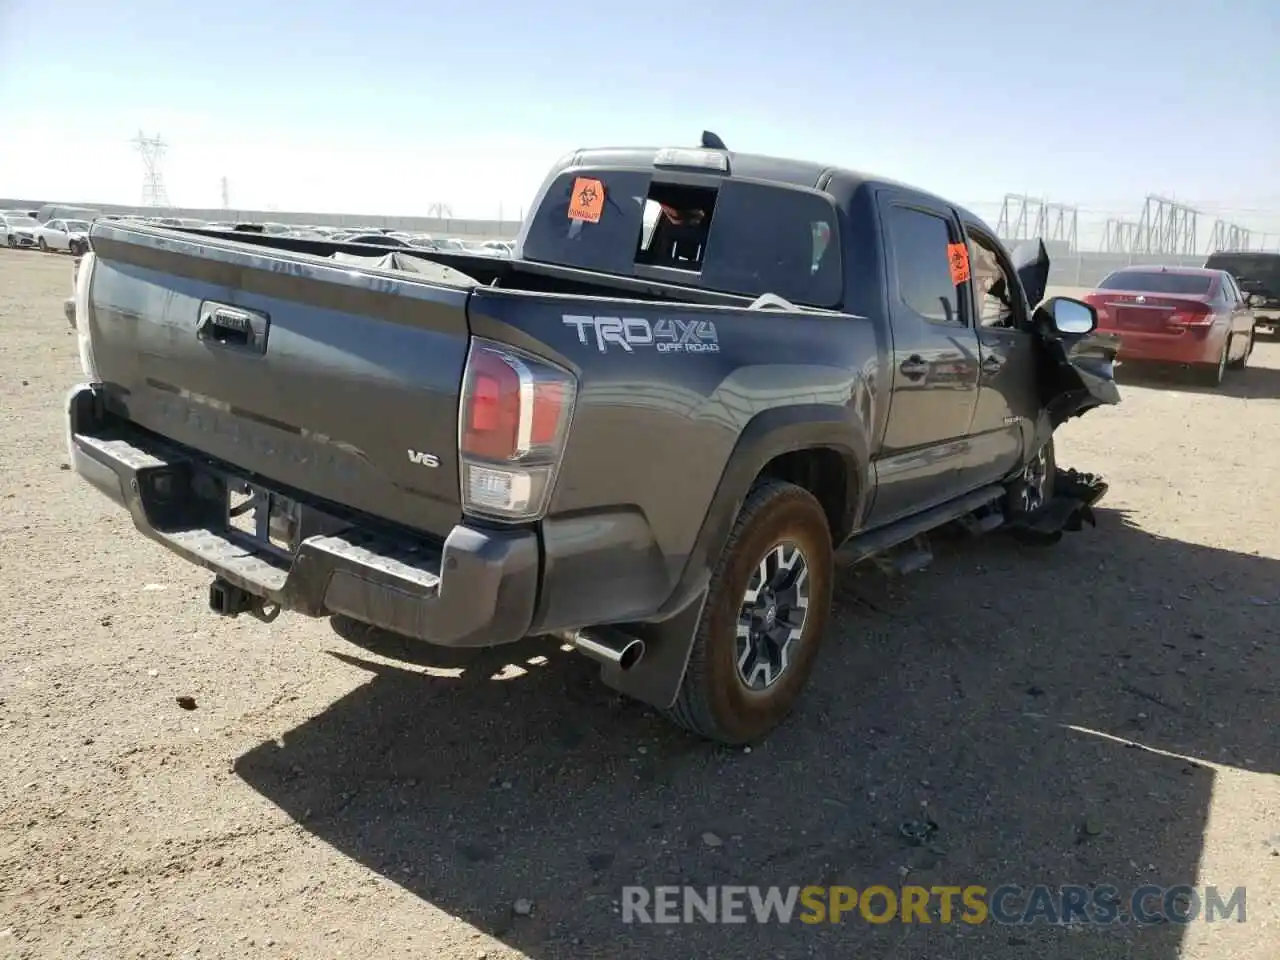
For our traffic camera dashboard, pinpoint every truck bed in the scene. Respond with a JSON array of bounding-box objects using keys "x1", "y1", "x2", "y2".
[
  {"x1": 180, "y1": 225, "x2": 807, "y2": 310},
  {"x1": 74, "y1": 219, "x2": 877, "y2": 641}
]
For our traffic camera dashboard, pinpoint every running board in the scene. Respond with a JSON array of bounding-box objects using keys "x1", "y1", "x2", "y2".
[{"x1": 837, "y1": 484, "x2": 1006, "y2": 566}]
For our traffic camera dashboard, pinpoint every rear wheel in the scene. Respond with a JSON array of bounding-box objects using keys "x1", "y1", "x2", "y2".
[
  {"x1": 1198, "y1": 338, "x2": 1229, "y2": 385},
  {"x1": 664, "y1": 478, "x2": 834, "y2": 744},
  {"x1": 1229, "y1": 330, "x2": 1253, "y2": 369}
]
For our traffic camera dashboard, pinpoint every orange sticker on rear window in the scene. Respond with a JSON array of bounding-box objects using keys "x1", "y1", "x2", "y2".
[
  {"x1": 947, "y1": 243, "x2": 971, "y2": 285},
  {"x1": 567, "y1": 177, "x2": 605, "y2": 223}
]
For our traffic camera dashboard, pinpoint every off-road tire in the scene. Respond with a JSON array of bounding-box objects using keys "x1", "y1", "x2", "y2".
[{"x1": 663, "y1": 478, "x2": 834, "y2": 744}]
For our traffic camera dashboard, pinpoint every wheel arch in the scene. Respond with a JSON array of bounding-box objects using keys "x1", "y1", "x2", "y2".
[{"x1": 598, "y1": 406, "x2": 869, "y2": 712}]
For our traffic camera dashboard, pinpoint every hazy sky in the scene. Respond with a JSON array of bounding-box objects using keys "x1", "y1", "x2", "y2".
[{"x1": 2, "y1": 0, "x2": 1278, "y2": 245}]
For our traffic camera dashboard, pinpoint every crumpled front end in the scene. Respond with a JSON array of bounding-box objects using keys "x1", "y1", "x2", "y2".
[
  {"x1": 1045, "y1": 329, "x2": 1122, "y2": 427},
  {"x1": 1007, "y1": 468, "x2": 1109, "y2": 544}
]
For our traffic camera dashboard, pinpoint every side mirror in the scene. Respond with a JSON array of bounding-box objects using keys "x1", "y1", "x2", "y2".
[{"x1": 1036, "y1": 296, "x2": 1097, "y2": 336}]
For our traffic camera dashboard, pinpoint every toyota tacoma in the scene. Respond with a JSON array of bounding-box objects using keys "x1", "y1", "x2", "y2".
[{"x1": 65, "y1": 133, "x2": 1118, "y2": 743}]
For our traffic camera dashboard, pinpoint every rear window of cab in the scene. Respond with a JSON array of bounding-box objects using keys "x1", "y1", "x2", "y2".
[{"x1": 521, "y1": 169, "x2": 843, "y2": 309}]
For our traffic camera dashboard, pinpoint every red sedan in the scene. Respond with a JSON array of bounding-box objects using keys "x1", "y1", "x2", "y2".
[{"x1": 1083, "y1": 266, "x2": 1256, "y2": 386}]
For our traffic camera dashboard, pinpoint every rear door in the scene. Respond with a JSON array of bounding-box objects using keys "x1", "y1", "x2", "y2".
[
  {"x1": 45, "y1": 219, "x2": 66, "y2": 248},
  {"x1": 86, "y1": 222, "x2": 476, "y2": 538},
  {"x1": 867, "y1": 191, "x2": 981, "y2": 525},
  {"x1": 1220, "y1": 272, "x2": 1256, "y2": 352},
  {"x1": 961, "y1": 223, "x2": 1038, "y2": 486}
]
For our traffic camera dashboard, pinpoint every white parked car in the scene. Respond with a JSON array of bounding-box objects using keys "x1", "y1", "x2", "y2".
[
  {"x1": 35, "y1": 218, "x2": 92, "y2": 254},
  {"x1": 1, "y1": 212, "x2": 40, "y2": 249}
]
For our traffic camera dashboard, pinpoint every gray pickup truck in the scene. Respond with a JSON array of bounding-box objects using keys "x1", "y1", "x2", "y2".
[{"x1": 66, "y1": 134, "x2": 1118, "y2": 743}]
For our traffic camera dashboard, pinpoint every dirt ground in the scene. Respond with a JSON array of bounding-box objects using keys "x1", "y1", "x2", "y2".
[{"x1": 0, "y1": 247, "x2": 1277, "y2": 960}]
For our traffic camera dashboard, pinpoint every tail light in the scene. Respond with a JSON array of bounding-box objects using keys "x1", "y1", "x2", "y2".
[
  {"x1": 1082, "y1": 294, "x2": 1109, "y2": 325},
  {"x1": 74, "y1": 252, "x2": 99, "y2": 380},
  {"x1": 458, "y1": 338, "x2": 577, "y2": 522},
  {"x1": 1168, "y1": 302, "x2": 1214, "y2": 326}
]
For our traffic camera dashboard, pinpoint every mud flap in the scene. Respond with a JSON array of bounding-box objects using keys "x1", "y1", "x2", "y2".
[
  {"x1": 1006, "y1": 468, "x2": 1109, "y2": 545},
  {"x1": 596, "y1": 588, "x2": 709, "y2": 710}
]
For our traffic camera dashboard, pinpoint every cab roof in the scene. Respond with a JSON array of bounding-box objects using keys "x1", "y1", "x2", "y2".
[{"x1": 560, "y1": 143, "x2": 980, "y2": 223}]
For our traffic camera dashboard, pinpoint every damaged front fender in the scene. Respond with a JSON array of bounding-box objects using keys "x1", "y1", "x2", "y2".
[
  {"x1": 1008, "y1": 467, "x2": 1110, "y2": 544},
  {"x1": 1042, "y1": 324, "x2": 1121, "y2": 427},
  {"x1": 1012, "y1": 239, "x2": 1122, "y2": 427}
]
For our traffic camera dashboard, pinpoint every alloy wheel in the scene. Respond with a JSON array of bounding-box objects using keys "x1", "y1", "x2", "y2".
[{"x1": 735, "y1": 541, "x2": 810, "y2": 691}]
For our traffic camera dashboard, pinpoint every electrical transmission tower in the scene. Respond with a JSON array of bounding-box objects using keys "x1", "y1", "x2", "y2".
[
  {"x1": 1102, "y1": 218, "x2": 1141, "y2": 253},
  {"x1": 132, "y1": 131, "x2": 171, "y2": 207},
  {"x1": 1208, "y1": 220, "x2": 1251, "y2": 252},
  {"x1": 995, "y1": 194, "x2": 1079, "y2": 251},
  {"x1": 220, "y1": 176, "x2": 230, "y2": 210},
  {"x1": 1133, "y1": 195, "x2": 1198, "y2": 255},
  {"x1": 425, "y1": 202, "x2": 454, "y2": 219}
]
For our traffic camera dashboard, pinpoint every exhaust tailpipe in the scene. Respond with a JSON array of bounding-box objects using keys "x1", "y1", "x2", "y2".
[{"x1": 560, "y1": 626, "x2": 646, "y2": 671}]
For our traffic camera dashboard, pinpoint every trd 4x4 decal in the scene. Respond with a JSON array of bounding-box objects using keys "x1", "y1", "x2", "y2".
[{"x1": 562, "y1": 315, "x2": 720, "y2": 354}]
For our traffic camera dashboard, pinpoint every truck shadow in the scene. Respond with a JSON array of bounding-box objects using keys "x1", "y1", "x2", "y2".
[{"x1": 233, "y1": 508, "x2": 1278, "y2": 959}]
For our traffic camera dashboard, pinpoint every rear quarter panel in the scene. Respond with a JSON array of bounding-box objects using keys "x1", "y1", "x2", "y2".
[{"x1": 468, "y1": 289, "x2": 883, "y2": 618}]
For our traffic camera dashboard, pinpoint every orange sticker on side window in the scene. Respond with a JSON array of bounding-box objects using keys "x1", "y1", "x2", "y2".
[
  {"x1": 567, "y1": 177, "x2": 606, "y2": 223},
  {"x1": 947, "y1": 243, "x2": 971, "y2": 285}
]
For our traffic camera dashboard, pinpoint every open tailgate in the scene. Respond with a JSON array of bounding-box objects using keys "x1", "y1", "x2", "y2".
[{"x1": 83, "y1": 222, "x2": 476, "y2": 538}]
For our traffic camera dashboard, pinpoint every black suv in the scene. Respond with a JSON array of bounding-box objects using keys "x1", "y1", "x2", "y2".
[{"x1": 1205, "y1": 251, "x2": 1280, "y2": 335}]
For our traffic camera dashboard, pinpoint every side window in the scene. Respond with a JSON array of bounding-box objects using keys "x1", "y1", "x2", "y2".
[
  {"x1": 1215, "y1": 274, "x2": 1231, "y2": 305},
  {"x1": 886, "y1": 206, "x2": 962, "y2": 324},
  {"x1": 1221, "y1": 273, "x2": 1240, "y2": 305},
  {"x1": 967, "y1": 231, "x2": 1018, "y2": 328},
  {"x1": 49, "y1": 220, "x2": 63, "y2": 231}
]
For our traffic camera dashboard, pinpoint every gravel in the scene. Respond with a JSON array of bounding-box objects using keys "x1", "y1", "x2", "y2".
[{"x1": 1, "y1": 249, "x2": 1276, "y2": 959}]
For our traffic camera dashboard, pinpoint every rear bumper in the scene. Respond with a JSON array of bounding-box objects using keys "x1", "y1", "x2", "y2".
[
  {"x1": 67, "y1": 384, "x2": 539, "y2": 647},
  {"x1": 1103, "y1": 326, "x2": 1223, "y2": 365}
]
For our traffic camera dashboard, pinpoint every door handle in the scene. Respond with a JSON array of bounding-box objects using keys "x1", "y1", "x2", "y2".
[
  {"x1": 981, "y1": 354, "x2": 1003, "y2": 375},
  {"x1": 899, "y1": 355, "x2": 928, "y2": 379},
  {"x1": 197, "y1": 302, "x2": 270, "y2": 354}
]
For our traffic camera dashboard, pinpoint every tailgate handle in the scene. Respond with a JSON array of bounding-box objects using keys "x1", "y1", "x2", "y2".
[{"x1": 197, "y1": 303, "x2": 269, "y2": 354}]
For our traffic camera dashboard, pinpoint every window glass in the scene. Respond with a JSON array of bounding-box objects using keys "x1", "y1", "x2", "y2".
[
  {"x1": 699, "y1": 181, "x2": 842, "y2": 308},
  {"x1": 967, "y1": 232, "x2": 1017, "y2": 328},
  {"x1": 1097, "y1": 271, "x2": 1212, "y2": 294},
  {"x1": 523, "y1": 169, "x2": 843, "y2": 307},
  {"x1": 886, "y1": 206, "x2": 960, "y2": 323}
]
